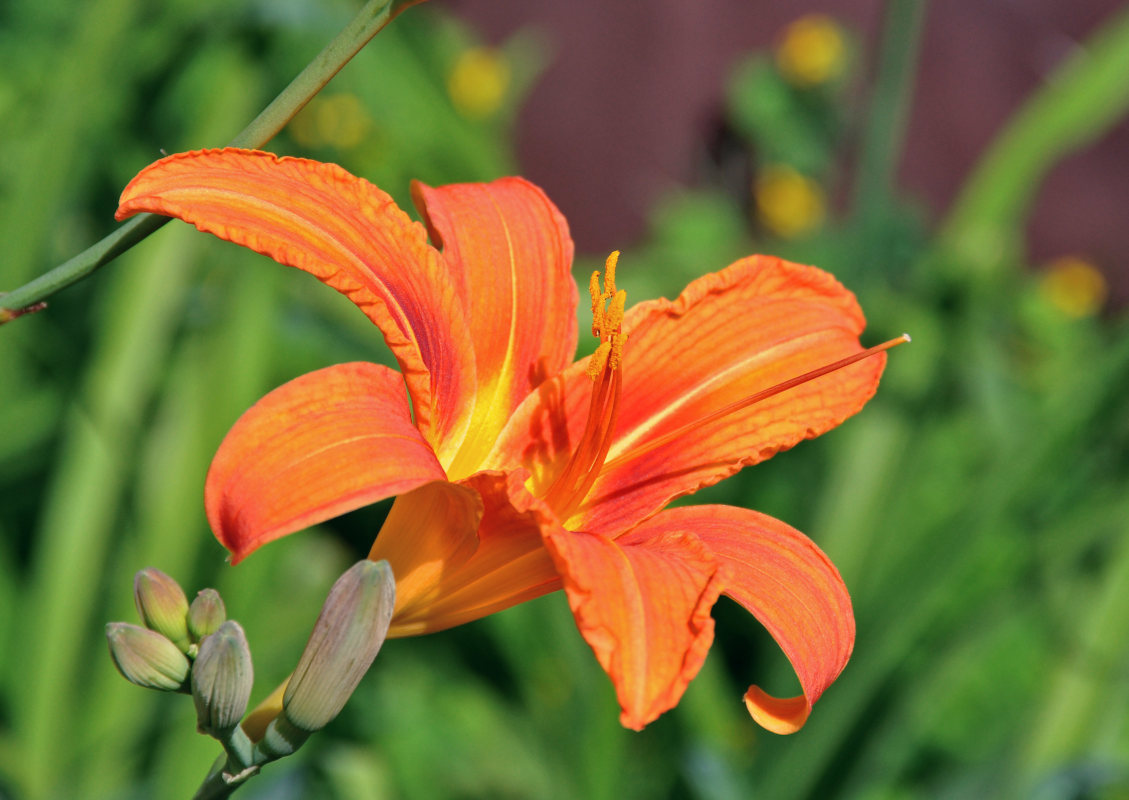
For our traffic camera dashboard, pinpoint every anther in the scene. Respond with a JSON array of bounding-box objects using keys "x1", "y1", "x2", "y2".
[
  {"x1": 603, "y1": 251, "x2": 618, "y2": 296},
  {"x1": 589, "y1": 271, "x2": 604, "y2": 336},
  {"x1": 587, "y1": 341, "x2": 612, "y2": 380}
]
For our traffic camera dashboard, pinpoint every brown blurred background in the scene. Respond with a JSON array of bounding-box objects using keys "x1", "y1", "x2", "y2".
[{"x1": 452, "y1": 0, "x2": 1129, "y2": 303}]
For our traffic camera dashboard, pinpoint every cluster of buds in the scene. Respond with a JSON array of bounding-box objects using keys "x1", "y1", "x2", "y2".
[
  {"x1": 106, "y1": 569, "x2": 232, "y2": 695},
  {"x1": 105, "y1": 560, "x2": 396, "y2": 793}
]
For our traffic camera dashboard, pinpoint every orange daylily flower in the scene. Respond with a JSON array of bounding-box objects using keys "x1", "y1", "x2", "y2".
[{"x1": 117, "y1": 148, "x2": 899, "y2": 733}]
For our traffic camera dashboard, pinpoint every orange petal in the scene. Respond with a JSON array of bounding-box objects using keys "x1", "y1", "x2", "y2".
[
  {"x1": 493, "y1": 256, "x2": 885, "y2": 534},
  {"x1": 205, "y1": 362, "x2": 445, "y2": 563},
  {"x1": 543, "y1": 524, "x2": 722, "y2": 730},
  {"x1": 116, "y1": 148, "x2": 476, "y2": 455},
  {"x1": 680, "y1": 505, "x2": 855, "y2": 734},
  {"x1": 377, "y1": 470, "x2": 563, "y2": 637},
  {"x1": 742, "y1": 688, "x2": 810, "y2": 735},
  {"x1": 411, "y1": 178, "x2": 578, "y2": 478}
]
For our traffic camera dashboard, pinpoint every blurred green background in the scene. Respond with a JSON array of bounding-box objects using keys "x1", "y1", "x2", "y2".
[{"x1": 3, "y1": 0, "x2": 1129, "y2": 797}]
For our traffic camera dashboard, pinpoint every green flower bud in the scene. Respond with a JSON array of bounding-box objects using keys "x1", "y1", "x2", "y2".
[
  {"x1": 106, "y1": 622, "x2": 190, "y2": 691},
  {"x1": 192, "y1": 620, "x2": 254, "y2": 735},
  {"x1": 133, "y1": 567, "x2": 190, "y2": 651},
  {"x1": 281, "y1": 560, "x2": 395, "y2": 733},
  {"x1": 187, "y1": 589, "x2": 227, "y2": 640}
]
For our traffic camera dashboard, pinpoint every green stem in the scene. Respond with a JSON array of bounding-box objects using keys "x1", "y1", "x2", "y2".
[
  {"x1": 0, "y1": 0, "x2": 420, "y2": 322},
  {"x1": 938, "y1": 5, "x2": 1129, "y2": 278},
  {"x1": 191, "y1": 759, "x2": 259, "y2": 800},
  {"x1": 190, "y1": 727, "x2": 260, "y2": 800},
  {"x1": 850, "y1": 0, "x2": 927, "y2": 225}
]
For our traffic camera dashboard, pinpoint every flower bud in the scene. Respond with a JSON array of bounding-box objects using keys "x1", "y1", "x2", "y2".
[
  {"x1": 133, "y1": 568, "x2": 190, "y2": 651},
  {"x1": 106, "y1": 622, "x2": 190, "y2": 691},
  {"x1": 187, "y1": 589, "x2": 227, "y2": 640},
  {"x1": 281, "y1": 560, "x2": 395, "y2": 732},
  {"x1": 192, "y1": 621, "x2": 254, "y2": 735}
]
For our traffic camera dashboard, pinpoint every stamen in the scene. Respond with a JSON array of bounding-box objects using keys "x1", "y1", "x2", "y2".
[
  {"x1": 587, "y1": 341, "x2": 612, "y2": 380},
  {"x1": 608, "y1": 332, "x2": 626, "y2": 372},
  {"x1": 589, "y1": 271, "x2": 604, "y2": 336},
  {"x1": 603, "y1": 251, "x2": 618, "y2": 296},
  {"x1": 606, "y1": 289, "x2": 626, "y2": 331},
  {"x1": 545, "y1": 252, "x2": 628, "y2": 516},
  {"x1": 590, "y1": 251, "x2": 620, "y2": 338},
  {"x1": 545, "y1": 366, "x2": 620, "y2": 513},
  {"x1": 564, "y1": 368, "x2": 623, "y2": 511}
]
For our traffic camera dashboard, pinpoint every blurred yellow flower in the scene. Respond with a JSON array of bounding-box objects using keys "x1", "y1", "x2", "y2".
[
  {"x1": 448, "y1": 47, "x2": 510, "y2": 119},
  {"x1": 289, "y1": 94, "x2": 371, "y2": 151},
  {"x1": 775, "y1": 14, "x2": 847, "y2": 88},
  {"x1": 1040, "y1": 256, "x2": 1108, "y2": 318},
  {"x1": 755, "y1": 164, "x2": 826, "y2": 239}
]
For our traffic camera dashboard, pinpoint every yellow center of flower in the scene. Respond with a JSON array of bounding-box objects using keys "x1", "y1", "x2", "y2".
[{"x1": 544, "y1": 252, "x2": 627, "y2": 518}]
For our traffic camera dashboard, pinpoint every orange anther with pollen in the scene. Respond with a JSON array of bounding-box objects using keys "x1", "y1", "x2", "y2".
[
  {"x1": 603, "y1": 251, "x2": 618, "y2": 296},
  {"x1": 606, "y1": 289, "x2": 626, "y2": 333},
  {"x1": 587, "y1": 341, "x2": 612, "y2": 380},
  {"x1": 606, "y1": 290, "x2": 627, "y2": 371},
  {"x1": 590, "y1": 251, "x2": 621, "y2": 338},
  {"x1": 589, "y1": 271, "x2": 604, "y2": 336}
]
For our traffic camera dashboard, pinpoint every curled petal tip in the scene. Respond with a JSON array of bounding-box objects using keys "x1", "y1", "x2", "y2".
[{"x1": 743, "y1": 686, "x2": 811, "y2": 735}]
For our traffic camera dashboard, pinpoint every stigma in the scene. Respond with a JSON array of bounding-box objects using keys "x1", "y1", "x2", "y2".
[{"x1": 603, "y1": 332, "x2": 911, "y2": 471}]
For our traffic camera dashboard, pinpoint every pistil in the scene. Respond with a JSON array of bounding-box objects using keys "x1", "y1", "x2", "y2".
[{"x1": 602, "y1": 333, "x2": 910, "y2": 471}]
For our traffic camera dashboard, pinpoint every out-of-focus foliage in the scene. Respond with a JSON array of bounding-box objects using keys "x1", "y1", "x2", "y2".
[{"x1": 3, "y1": 1, "x2": 1129, "y2": 799}]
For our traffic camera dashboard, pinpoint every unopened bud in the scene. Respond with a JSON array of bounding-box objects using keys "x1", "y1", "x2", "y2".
[
  {"x1": 106, "y1": 622, "x2": 190, "y2": 691},
  {"x1": 192, "y1": 621, "x2": 254, "y2": 735},
  {"x1": 187, "y1": 589, "x2": 227, "y2": 640},
  {"x1": 133, "y1": 568, "x2": 190, "y2": 651},
  {"x1": 282, "y1": 560, "x2": 395, "y2": 732}
]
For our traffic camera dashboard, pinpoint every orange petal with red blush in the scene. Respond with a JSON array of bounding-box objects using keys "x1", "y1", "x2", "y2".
[
  {"x1": 412, "y1": 178, "x2": 577, "y2": 477},
  {"x1": 543, "y1": 525, "x2": 722, "y2": 730},
  {"x1": 678, "y1": 505, "x2": 855, "y2": 734},
  {"x1": 116, "y1": 148, "x2": 476, "y2": 455},
  {"x1": 206, "y1": 362, "x2": 445, "y2": 563}
]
